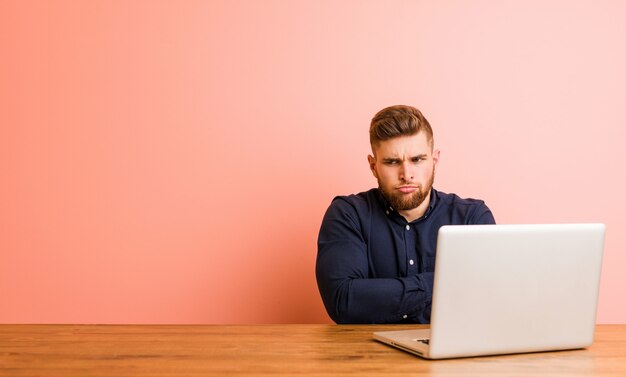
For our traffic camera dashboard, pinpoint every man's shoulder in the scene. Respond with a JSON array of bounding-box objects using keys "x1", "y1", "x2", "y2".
[
  {"x1": 437, "y1": 190, "x2": 484, "y2": 204},
  {"x1": 326, "y1": 188, "x2": 380, "y2": 215},
  {"x1": 321, "y1": 189, "x2": 381, "y2": 231},
  {"x1": 433, "y1": 189, "x2": 495, "y2": 224},
  {"x1": 435, "y1": 189, "x2": 487, "y2": 207}
]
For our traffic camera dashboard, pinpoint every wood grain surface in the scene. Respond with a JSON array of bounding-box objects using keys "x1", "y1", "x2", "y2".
[{"x1": 1, "y1": 324, "x2": 625, "y2": 376}]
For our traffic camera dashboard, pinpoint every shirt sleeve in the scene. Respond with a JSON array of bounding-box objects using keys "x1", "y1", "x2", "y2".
[
  {"x1": 315, "y1": 198, "x2": 433, "y2": 324},
  {"x1": 472, "y1": 202, "x2": 496, "y2": 225}
]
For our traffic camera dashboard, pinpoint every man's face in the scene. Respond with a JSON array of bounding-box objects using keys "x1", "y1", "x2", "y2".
[{"x1": 368, "y1": 132, "x2": 440, "y2": 212}]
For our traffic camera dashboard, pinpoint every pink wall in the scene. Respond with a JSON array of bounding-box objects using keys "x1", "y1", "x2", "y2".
[{"x1": 1, "y1": 1, "x2": 625, "y2": 324}]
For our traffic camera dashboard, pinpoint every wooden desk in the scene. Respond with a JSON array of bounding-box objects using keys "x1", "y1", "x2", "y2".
[{"x1": 1, "y1": 324, "x2": 625, "y2": 376}]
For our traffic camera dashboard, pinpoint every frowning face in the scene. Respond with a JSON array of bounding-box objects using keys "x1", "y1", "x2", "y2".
[{"x1": 368, "y1": 132, "x2": 439, "y2": 221}]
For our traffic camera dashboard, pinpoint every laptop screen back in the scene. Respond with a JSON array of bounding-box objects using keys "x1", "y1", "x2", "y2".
[{"x1": 428, "y1": 223, "x2": 605, "y2": 359}]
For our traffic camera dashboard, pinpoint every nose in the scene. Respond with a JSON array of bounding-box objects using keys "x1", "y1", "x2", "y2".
[{"x1": 399, "y1": 161, "x2": 414, "y2": 182}]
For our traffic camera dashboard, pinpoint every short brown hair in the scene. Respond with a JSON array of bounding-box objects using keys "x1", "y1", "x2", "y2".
[{"x1": 369, "y1": 105, "x2": 434, "y2": 147}]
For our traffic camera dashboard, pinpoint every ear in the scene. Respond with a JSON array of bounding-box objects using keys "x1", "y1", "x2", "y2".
[
  {"x1": 432, "y1": 149, "x2": 441, "y2": 167},
  {"x1": 367, "y1": 154, "x2": 378, "y2": 179}
]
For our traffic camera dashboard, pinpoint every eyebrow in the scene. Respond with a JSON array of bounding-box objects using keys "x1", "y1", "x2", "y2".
[{"x1": 381, "y1": 154, "x2": 428, "y2": 162}]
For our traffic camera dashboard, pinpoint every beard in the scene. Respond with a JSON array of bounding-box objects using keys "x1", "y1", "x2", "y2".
[{"x1": 378, "y1": 171, "x2": 435, "y2": 211}]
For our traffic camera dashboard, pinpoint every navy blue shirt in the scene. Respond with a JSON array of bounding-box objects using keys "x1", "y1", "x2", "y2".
[{"x1": 316, "y1": 188, "x2": 495, "y2": 324}]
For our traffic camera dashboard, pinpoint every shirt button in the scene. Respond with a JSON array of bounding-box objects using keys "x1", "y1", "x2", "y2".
[
  {"x1": 403, "y1": 314, "x2": 408, "y2": 319},
  {"x1": 405, "y1": 225, "x2": 410, "y2": 230},
  {"x1": 386, "y1": 210, "x2": 389, "y2": 215},
  {"x1": 409, "y1": 259, "x2": 414, "y2": 265}
]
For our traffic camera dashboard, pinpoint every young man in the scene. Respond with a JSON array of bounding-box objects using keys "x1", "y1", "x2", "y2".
[{"x1": 316, "y1": 105, "x2": 495, "y2": 324}]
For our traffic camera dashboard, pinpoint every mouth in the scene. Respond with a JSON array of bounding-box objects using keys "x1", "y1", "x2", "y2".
[{"x1": 397, "y1": 185, "x2": 418, "y2": 194}]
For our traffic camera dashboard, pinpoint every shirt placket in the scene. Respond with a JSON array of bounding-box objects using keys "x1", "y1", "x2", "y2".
[{"x1": 404, "y1": 223, "x2": 418, "y2": 275}]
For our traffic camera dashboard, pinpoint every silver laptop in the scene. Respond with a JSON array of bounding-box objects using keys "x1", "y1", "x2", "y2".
[{"x1": 374, "y1": 223, "x2": 605, "y2": 359}]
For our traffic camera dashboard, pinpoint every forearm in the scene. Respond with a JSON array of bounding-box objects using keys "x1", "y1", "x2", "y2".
[{"x1": 316, "y1": 272, "x2": 434, "y2": 324}]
